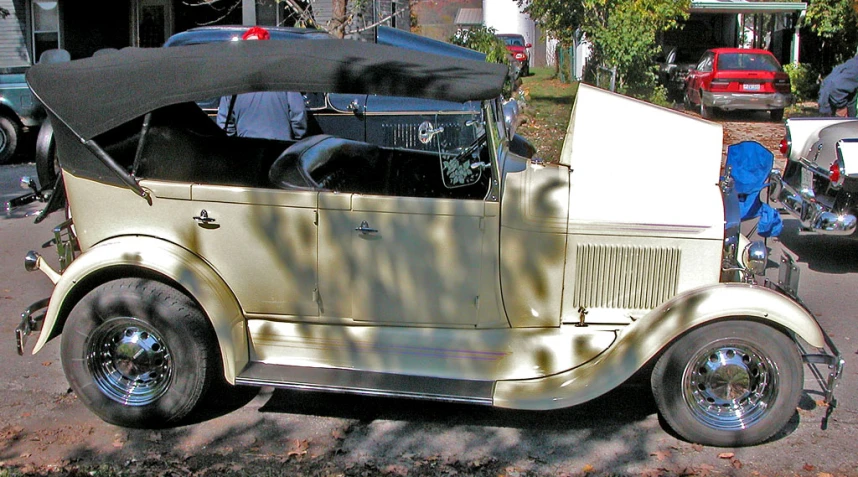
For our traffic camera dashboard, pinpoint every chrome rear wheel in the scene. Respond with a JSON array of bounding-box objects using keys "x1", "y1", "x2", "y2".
[
  {"x1": 87, "y1": 318, "x2": 173, "y2": 406},
  {"x1": 62, "y1": 278, "x2": 217, "y2": 428}
]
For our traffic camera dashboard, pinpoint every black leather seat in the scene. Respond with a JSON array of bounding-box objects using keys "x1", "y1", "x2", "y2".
[{"x1": 269, "y1": 134, "x2": 385, "y2": 193}]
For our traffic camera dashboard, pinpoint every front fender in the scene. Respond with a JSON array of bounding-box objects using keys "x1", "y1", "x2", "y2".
[
  {"x1": 493, "y1": 282, "x2": 824, "y2": 410},
  {"x1": 32, "y1": 235, "x2": 247, "y2": 383}
]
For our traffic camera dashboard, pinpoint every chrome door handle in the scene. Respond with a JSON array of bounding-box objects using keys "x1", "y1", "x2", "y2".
[
  {"x1": 193, "y1": 209, "x2": 216, "y2": 224},
  {"x1": 355, "y1": 220, "x2": 377, "y2": 234}
]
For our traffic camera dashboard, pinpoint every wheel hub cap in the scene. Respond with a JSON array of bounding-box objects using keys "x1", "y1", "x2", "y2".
[
  {"x1": 684, "y1": 344, "x2": 778, "y2": 430},
  {"x1": 87, "y1": 319, "x2": 172, "y2": 406}
]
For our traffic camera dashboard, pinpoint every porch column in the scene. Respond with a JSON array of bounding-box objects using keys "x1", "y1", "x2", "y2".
[
  {"x1": 242, "y1": 0, "x2": 256, "y2": 25},
  {"x1": 791, "y1": 10, "x2": 805, "y2": 64}
]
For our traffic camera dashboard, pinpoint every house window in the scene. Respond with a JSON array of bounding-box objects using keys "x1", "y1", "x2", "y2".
[
  {"x1": 139, "y1": 0, "x2": 172, "y2": 48},
  {"x1": 32, "y1": 0, "x2": 60, "y2": 61}
]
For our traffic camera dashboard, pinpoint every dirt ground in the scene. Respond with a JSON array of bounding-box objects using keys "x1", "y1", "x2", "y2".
[{"x1": 0, "y1": 104, "x2": 819, "y2": 477}]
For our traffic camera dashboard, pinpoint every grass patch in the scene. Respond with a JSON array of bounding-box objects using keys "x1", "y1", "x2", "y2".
[{"x1": 516, "y1": 67, "x2": 578, "y2": 163}]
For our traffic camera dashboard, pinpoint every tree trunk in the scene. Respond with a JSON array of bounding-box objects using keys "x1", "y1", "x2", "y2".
[{"x1": 331, "y1": 0, "x2": 349, "y2": 38}]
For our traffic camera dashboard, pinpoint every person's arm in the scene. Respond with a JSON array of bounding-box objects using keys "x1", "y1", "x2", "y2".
[
  {"x1": 818, "y1": 81, "x2": 834, "y2": 116},
  {"x1": 287, "y1": 92, "x2": 308, "y2": 139},
  {"x1": 216, "y1": 95, "x2": 237, "y2": 136}
]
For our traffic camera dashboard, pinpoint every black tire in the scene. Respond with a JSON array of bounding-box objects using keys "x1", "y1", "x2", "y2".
[
  {"x1": 699, "y1": 95, "x2": 713, "y2": 119},
  {"x1": 61, "y1": 278, "x2": 218, "y2": 428},
  {"x1": 35, "y1": 119, "x2": 58, "y2": 189},
  {"x1": 651, "y1": 321, "x2": 803, "y2": 447},
  {"x1": 770, "y1": 109, "x2": 785, "y2": 122},
  {"x1": 0, "y1": 115, "x2": 21, "y2": 165}
]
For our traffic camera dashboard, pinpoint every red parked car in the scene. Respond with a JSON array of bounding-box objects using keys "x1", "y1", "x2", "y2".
[
  {"x1": 497, "y1": 33, "x2": 531, "y2": 77},
  {"x1": 684, "y1": 48, "x2": 792, "y2": 121}
]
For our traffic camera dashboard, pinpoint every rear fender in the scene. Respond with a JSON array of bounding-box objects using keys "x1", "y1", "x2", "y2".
[
  {"x1": 32, "y1": 236, "x2": 247, "y2": 383},
  {"x1": 493, "y1": 283, "x2": 824, "y2": 410}
]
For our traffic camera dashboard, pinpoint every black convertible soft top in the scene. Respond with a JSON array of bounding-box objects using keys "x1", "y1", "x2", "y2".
[{"x1": 27, "y1": 38, "x2": 508, "y2": 141}]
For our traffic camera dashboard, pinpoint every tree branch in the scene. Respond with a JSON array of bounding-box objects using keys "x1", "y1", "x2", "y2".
[
  {"x1": 346, "y1": 0, "x2": 417, "y2": 35},
  {"x1": 181, "y1": 0, "x2": 242, "y2": 25}
]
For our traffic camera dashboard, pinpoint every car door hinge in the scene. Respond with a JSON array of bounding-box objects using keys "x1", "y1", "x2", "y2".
[{"x1": 314, "y1": 210, "x2": 318, "y2": 226}]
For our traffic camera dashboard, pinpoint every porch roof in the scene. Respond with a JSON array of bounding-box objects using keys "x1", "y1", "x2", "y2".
[{"x1": 690, "y1": 0, "x2": 807, "y2": 14}]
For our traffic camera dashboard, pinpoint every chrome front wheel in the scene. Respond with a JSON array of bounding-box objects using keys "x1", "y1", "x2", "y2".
[
  {"x1": 652, "y1": 321, "x2": 803, "y2": 446},
  {"x1": 683, "y1": 342, "x2": 778, "y2": 431}
]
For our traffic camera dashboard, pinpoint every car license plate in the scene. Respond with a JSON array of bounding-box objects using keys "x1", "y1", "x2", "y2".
[{"x1": 743, "y1": 83, "x2": 761, "y2": 91}]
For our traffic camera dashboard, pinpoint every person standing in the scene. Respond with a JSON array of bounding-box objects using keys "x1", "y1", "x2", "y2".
[
  {"x1": 216, "y1": 26, "x2": 308, "y2": 141},
  {"x1": 818, "y1": 55, "x2": 858, "y2": 117}
]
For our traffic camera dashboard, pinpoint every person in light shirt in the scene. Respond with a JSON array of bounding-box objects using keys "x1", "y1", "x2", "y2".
[{"x1": 216, "y1": 26, "x2": 308, "y2": 141}]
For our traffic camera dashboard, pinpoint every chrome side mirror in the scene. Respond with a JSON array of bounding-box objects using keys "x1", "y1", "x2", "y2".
[{"x1": 502, "y1": 99, "x2": 520, "y2": 137}]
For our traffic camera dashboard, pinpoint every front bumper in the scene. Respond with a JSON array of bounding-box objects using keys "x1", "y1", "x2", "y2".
[
  {"x1": 765, "y1": 254, "x2": 844, "y2": 411},
  {"x1": 769, "y1": 170, "x2": 858, "y2": 235},
  {"x1": 703, "y1": 91, "x2": 792, "y2": 111}
]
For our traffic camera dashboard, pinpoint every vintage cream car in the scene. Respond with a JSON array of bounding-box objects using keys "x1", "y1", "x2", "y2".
[{"x1": 15, "y1": 37, "x2": 842, "y2": 447}]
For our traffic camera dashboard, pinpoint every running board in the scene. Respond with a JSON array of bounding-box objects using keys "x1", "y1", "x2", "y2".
[{"x1": 235, "y1": 362, "x2": 495, "y2": 405}]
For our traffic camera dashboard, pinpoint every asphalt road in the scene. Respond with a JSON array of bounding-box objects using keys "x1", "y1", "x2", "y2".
[{"x1": 1, "y1": 161, "x2": 856, "y2": 476}]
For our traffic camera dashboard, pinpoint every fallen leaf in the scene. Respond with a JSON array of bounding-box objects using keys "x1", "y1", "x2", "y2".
[
  {"x1": 652, "y1": 450, "x2": 671, "y2": 461},
  {"x1": 691, "y1": 443, "x2": 704, "y2": 452},
  {"x1": 718, "y1": 452, "x2": 735, "y2": 459},
  {"x1": 286, "y1": 438, "x2": 309, "y2": 458},
  {"x1": 41, "y1": 361, "x2": 52, "y2": 366},
  {"x1": 818, "y1": 473, "x2": 834, "y2": 477},
  {"x1": 731, "y1": 459, "x2": 743, "y2": 469},
  {"x1": 582, "y1": 464, "x2": 595, "y2": 472},
  {"x1": 804, "y1": 463, "x2": 815, "y2": 471}
]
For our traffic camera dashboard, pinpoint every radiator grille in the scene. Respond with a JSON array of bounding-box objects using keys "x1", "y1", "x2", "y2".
[{"x1": 574, "y1": 244, "x2": 680, "y2": 310}]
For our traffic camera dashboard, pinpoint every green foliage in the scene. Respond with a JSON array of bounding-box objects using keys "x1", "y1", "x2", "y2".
[
  {"x1": 449, "y1": 25, "x2": 515, "y2": 96},
  {"x1": 804, "y1": 0, "x2": 858, "y2": 73},
  {"x1": 784, "y1": 63, "x2": 819, "y2": 102},
  {"x1": 519, "y1": 0, "x2": 690, "y2": 97},
  {"x1": 806, "y1": 0, "x2": 857, "y2": 40},
  {"x1": 449, "y1": 25, "x2": 510, "y2": 65}
]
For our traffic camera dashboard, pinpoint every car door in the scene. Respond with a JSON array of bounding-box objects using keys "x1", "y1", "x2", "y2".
[
  {"x1": 364, "y1": 95, "x2": 481, "y2": 152},
  {"x1": 315, "y1": 114, "x2": 490, "y2": 326},
  {"x1": 187, "y1": 185, "x2": 320, "y2": 318},
  {"x1": 687, "y1": 52, "x2": 714, "y2": 104},
  {"x1": 305, "y1": 92, "x2": 367, "y2": 141}
]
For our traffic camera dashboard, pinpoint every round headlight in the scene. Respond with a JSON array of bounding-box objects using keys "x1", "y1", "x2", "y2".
[{"x1": 742, "y1": 241, "x2": 768, "y2": 276}]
